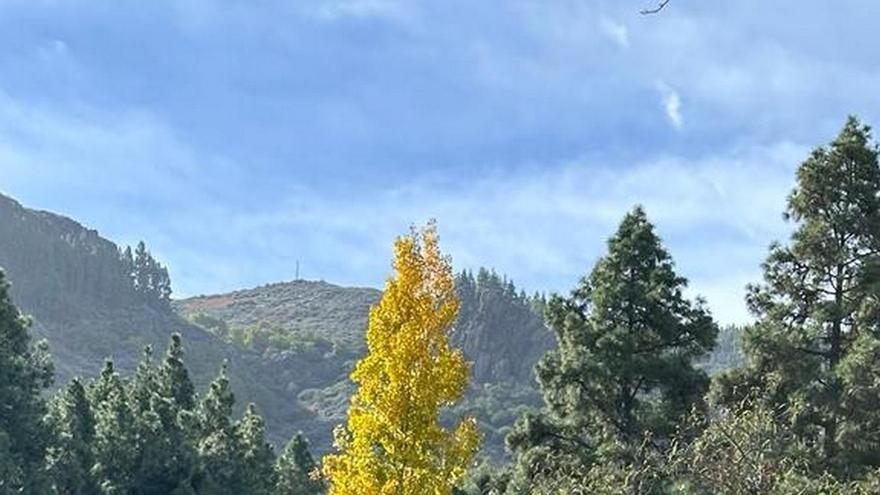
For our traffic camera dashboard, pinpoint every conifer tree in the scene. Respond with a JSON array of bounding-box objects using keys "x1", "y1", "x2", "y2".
[
  {"x1": 130, "y1": 241, "x2": 172, "y2": 305},
  {"x1": 0, "y1": 268, "x2": 54, "y2": 495},
  {"x1": 716, "y1": 117, "x2": 880, "y2": 477},
  {"x1": 131, "y1": 337, "x2": 199, "y2": 495},
  {"x1": 156, "y1": 265, "x2": 173, "y2": 303},
  {"x1": 276, "y1": 433, "x2": 324, "y2": 495},
  {"x1": 129, "y1": 346, "x2": 157, "y2": 418},
  {"x1": 237, "y1": 403, "x2": 276, "y2": 495},
  {"x1": 134, "y1": 241, "x2": 152, "y2": 297},
  {"x1": 91, "y1": 360, "x2": 137, "y2": 495},
  {"x1": 322, "y1": 222, "x2": 481, "y2": 495},
  {"x1": 46, "y1": 378, "x2": 97, "y2": 495},
  {"x1": 121, "y1": 246, "x2": 135, "y2": 289},
  {"x1": 506, "y1": 207, "x2": 717, "y2": 489},
  {"x1": 158, "y1": 334, "x2": 196, "y2": 411},
  {"x1": 197, "y1": 364, "x2": 244, "y2": 495}
]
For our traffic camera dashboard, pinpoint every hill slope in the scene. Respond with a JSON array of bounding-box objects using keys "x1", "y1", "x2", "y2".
[
  {"x1": 0, "y1": 192, "x2": 329, "y2": 447},
  {"x1": 0, "y1": 191, "x2": 556, "y2": 457},
  {"x1": 175, "y1": 271, "x2": 554, "y2": 458}
]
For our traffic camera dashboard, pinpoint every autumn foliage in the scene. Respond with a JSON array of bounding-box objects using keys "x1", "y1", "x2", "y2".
[{"x1": 322, "y1": 222, "x2": 480, "y2": 495}]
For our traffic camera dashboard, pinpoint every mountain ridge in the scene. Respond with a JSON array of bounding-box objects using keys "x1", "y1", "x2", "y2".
[{"x1": 0, "y1": 190, "x2": 553, "y2": 457}]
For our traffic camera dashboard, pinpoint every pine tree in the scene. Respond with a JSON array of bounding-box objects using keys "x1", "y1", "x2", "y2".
[
  {"x1": 46, "y1": 378, "x2": 97, "y2": 495},
  {"x1": 0, "y1": 268, "x2": 54, "y2": 495},
  {"x1": 276, "y1": 433, "x2": 324, "y2": 495},
  {"x1": 716, "y1": 117, "x2": 880, "y2": 477},
  {"x1": 322, "y1": 222, "x2": 481, "y2": 495},
  {"x1": 197, "y1": 364, "x2": 244, "y2": 495},
  {"x1": 130, "y1": 241, "x2": 172, "y2": 306},
  {"x1": 133, "y1": 241, "x2": 152, "y2": 297},
  {"x1": 506, "y1": 207, "x2": 717, "y2": 489},
  {"x1": 131, "y1": 337, "x2": 199, "y2": 495},
  {"x1": 155, "y1": 265, "x2": 172, "y2": 303},
  {"x1": 91, "y1": 360, "x2": 137, "y2": 495},
  {"x1": 129, "y1": 346, "x2": 157, "y2": 418},
  {"x1": 237, "y1": 403, "x2": 276, "y2": 495},
  {"x1": 158, "y1": 334, "x2": 196, "y2": 411}
]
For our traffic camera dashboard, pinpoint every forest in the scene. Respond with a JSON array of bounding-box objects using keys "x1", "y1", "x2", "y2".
[{"x1": 4, "y1": 116, "x2": 880, "y2": 495}]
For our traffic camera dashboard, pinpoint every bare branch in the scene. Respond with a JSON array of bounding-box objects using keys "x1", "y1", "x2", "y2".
[{"x1": 640, "y1": 0, "x2": 670, "y2": 15}]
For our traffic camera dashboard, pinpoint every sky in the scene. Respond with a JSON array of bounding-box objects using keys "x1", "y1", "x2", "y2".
[{"x1": 2, "y1": 0, "x2": 879, "y2": 325}]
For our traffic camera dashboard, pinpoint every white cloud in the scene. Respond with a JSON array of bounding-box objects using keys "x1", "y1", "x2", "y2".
[
  {"x1": 657, "y1": 81, "x2": 683, "y2": 130},
  {"x1": 312, "y1": 0, "x2": 414, "y2": 22},
  {"x1": 0, "y1": 85, "x2": 808, "y2": 325},
  {"x1": 599, "y1": 17, "x2": 629, "y2": 49},
  {"x1": 168, "y1": 141, "x2": 803, "y2": 325}
]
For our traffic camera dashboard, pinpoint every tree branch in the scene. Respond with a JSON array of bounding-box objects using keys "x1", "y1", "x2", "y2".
[{"x1": 640, "y1": 0, "x2": 670, "y2": 15}]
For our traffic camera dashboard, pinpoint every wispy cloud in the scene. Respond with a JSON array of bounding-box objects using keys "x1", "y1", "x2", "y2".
[
  {"x1": 656, "y1": 81, "x2": 683, "y2": 130},
  {"x1": 599, "y1": 17, "x2": 629, "y2": 49},
  {"x1": 0, "y1": 83, "x2": 805, "y2": 325},
  {"x1": 1, "y1": 0, "x2": 873, "y2": 328}
]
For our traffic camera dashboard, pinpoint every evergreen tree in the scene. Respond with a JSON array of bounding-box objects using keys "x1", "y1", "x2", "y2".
[
  {"x1": 275, "y1": 433, "x2": 324, "y2": 495},
  {"x1": 506, "y1": 207, "x2": 717, "y2": 490},
  {"x1": 237, "y1": 403, "x2": 276, "y2": 495},
  {"x1": 90, "y1": 360, "x2": 137, "y2": 495},
  {"x1": 155, "y1": 265, "x2": 172, "y2": 303},
  {"x1": 47, "y1": 378, "x2": 98, "y2": 495},
  {"x1": 128, "y1": 346, "x2": 157, "y2": 419},
  {"x1": 196, "y1": 364, "x2": 243, "y2": 495},
  {"x1": 0, "y1": 268, "x2": 54, "y2": 495},
  {"x1": 158, "y1": 334, "x2": 196, "y2": 411},
  {"x1": 322, "y1": 222, "x2": 481, "y2": 495},
  {"x1": 130, "y1": 241, "x2": 171, "y2": 306},
  {"x1": 121, "y1": 246, "x2": 135, "y2": 289},
  {"x1": 716, "y1": 116, "x2": 880, "y2": 477},
  {"x1": 130, "y1": 337, "x2": 199, "y2": 495},
  {"x1": 133, "y1": 241, "x2": 152, "y2": 297}
]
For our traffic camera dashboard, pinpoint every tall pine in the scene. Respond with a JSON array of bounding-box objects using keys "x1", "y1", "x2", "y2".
[
  {"x1": 131, "y1": 336, "x2": 199, "y2": 494},
  {"x1": 91, "y1": 360, "x2": 137, "y2": 495},
  {"x1": 717, "y1": 116, "x2": 880, "y2": 477},
  {"x1": 507, "y1": 207, "x2": 717, "y2": 488},
  {"x1": 237, "y1": 403, "x2": 276, "y2": 495},
  {"x1": 0, "y1": 268, "x2": 53, "y2": 494},
  {"x1": 46, "y1": 378, "x2": 97, "y2": 495},
  {"x1": 197, "y1": 364, "x2": 243, "y2": 495}
]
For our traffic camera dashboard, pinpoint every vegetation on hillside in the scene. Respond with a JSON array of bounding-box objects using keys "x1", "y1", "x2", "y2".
[
  {"x1": 177, "y1": 268, "x2": 553, "y2": 460},
  {"x1": 0, "y1": 266, "x2": 324, "y2": 494}
]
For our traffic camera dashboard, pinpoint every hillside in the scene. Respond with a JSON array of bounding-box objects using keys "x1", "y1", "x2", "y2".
[
  {"x1": 0, "y1": 192, "x2": 340, "y2": 448},
  {"x1": 175, "y1": 270, "x2": 555, "y2": 458},
  {"x1": 0, "y1": 191, "x2": 557, "y2": 457}
]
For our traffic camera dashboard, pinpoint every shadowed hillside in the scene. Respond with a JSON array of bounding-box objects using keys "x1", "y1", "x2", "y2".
[
  {"x1": 0, "y1": 191, "x2": 559, "y2": 457},
  {"x1": 0, "y1": 192, "x2": 324, "y2": 448}
]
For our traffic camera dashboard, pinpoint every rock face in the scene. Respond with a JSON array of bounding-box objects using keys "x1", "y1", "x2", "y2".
[
  {"x1": 0, "y1": 191, "x2": 555, "y2": 457},
  {"x1": 453, "y1": 269, "x2": 554, "y2": 385}
]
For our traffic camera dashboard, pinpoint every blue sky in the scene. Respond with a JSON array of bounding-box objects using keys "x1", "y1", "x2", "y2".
[{"x1": 2, "y1": 0, "x2": 879, "y2": 325}]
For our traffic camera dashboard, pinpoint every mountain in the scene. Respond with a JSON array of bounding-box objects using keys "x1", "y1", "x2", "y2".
[
  {"x1": 174, "y1": 270, "x2": 554, "y2": 458},
  {"x1": 0, "y1": 191, "x2": 554, "y2": 458},
  {"x1": 0, "y1": 192, "x2": 344, "y2": 449},
  {"x1": 174, "y1": 270, "x2": 554, "y2": 386}
]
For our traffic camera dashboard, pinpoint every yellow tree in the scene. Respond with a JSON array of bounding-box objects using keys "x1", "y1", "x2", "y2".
[{"x1": 323, "y1": 222, "x2": 480, "y2": 495}]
